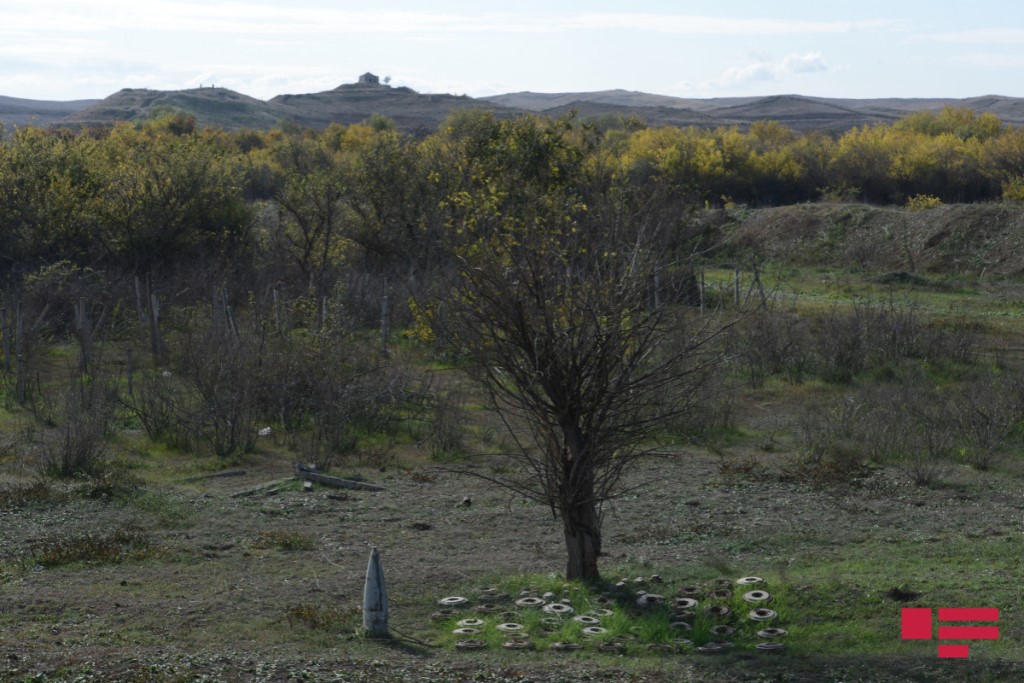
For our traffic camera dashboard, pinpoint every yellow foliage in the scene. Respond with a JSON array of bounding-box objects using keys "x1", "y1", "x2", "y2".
[{"x1": 906, "y1": 194, "x2": 943, "y2": 211}]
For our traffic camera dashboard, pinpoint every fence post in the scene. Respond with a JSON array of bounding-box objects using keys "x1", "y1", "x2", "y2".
[
  {"x1": 15, "y1": 301, "x2": 25, "y2": 404},
  {"x1": 0, "y1": 305, "x2": 9, "y2": 373},
  {"x1": 380, "y1": 295, "x2": 390, "y2": 359}
]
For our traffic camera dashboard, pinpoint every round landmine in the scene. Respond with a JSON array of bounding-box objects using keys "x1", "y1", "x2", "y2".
[
  {"x1": 438, "y1": 596, "x2": 469, "y2": 607},
  {"x1": 696, "y1": 643, "x2": 726, "y2": 653},
  {"x1": 455, "y1": 639, "x2": 486, "y2": 651},
  {"x1": 669, "y1": 621, "x2": 692, "y2": 632},
  {"x1": 582, "y1": 626, "x2": 608, "y2": 637},
  {"x1": 540, "y1": 616, "x2": 562, "y2": 627},
  {"x1": 713, "y1": 578, "x2": 734, "y2": 588},
  {"x1": 452, "y1": 627, "x2": 480, "y2": 636},
  {"x1": 743, "y1": 590, "x2": 771, "y2": 603},
  {"x1": 496, "y1": 622, "x2": 525, "y2": 633},
  {"x1": 549, "y1": 641, "x2": 583, "y2": 652},
  {"x1": 573, "y1": 614, "x2": 601, "y2": 625},
  {"x1": 595, "y1": 596, "x2": 613, "y2": 606},
  {"x1": 595, "y1": 640, "x2": 626, "y2": 653},
  {"x1": 756, "y1": 642, "x2": 786, "y2": 653},
  {"x1": 503, "y1": 639, "x2": 534, "y2": 650},
  {"x1": 636, "y1": 593, "x2": 664, "y2": 608},
  {"x1": 749, "y1": 608, "x2": 777, "y2": 622},
  {"x1": 676, "y1": 585, "x2": 701, "y2": 597},
  {"x1": 515, "y1": 596, "x2": 545, "y2": 608},
  {"x1": 673, "y1": 639, "x2": 694, "y2": 649},
  {"x1": 736, "y1": 576, "x2": 765, "y2": 585},
  {"x1": 543, "y1": 602, "x2": 574, "y2": 616},
  {"x1": 499, "y1": 611, "x2": 518, "y2": 621},
  {"x1": 456, "y1": 618, "x2": 485, "y2": 628},
  {"x1": 674, "y1": 597, "x2": 698, "y2": 610},
  {"x1": 757, "y1": 627, "x2": 788, "y2": 638},
  {"x1": 476, "y1": 603, "x2": 502, "y2": 614},
  {"x1": 645, "y1": 643, "x2": 675, "y2": 653},
  {"x1": 672, "y1": 609, "x2": 695, "y2": 621},
  {"x1": 709, "y1": 589, "x2": 733, "y2": 600},
  {"x1": 710, "y1": 625, "x2": 736, "y2": 637},
  {"x1": 589, "y1": 608, "x2": 614, "y2": 617},
  {"x1": 704, "y1": 605, "x2": 732, "y2": 619},
  {"x1": 430, "y1": 609, "x2": 456, "y2": 621}
]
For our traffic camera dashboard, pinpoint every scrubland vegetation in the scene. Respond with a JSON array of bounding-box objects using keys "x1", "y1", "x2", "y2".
[{"x1": 2, "y1": 108, "x2": 1024, "y2": 681}]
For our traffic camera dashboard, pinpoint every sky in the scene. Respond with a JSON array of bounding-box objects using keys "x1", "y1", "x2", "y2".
[{"x1": 2, "y1": 0, "x2": 1024, "y2": 102}]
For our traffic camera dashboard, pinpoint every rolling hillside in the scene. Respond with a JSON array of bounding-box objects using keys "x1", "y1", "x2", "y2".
[
  {"x1": 0, "y1": 94, "x2": 99, "y2": 128},
  {"x1": 3, "y1": 79, "x2": 1023, "y2": 133}
]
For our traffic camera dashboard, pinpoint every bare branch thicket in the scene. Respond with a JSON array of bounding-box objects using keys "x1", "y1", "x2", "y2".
[
  {"x1": 899, "y1": 385, "x2": 958, "y2": 486},
  {"x1": 815, "y1": 300, "x2": 872, "y2": 383},
  {"x1": 951, "y1": 373, "x2": 1024, "y2": 470},
  {"x1": 735, "y1": 296, "x2": 811, "y2": 388},
  {"x1": 126, "y1": 311, "x2": 414, "y2": 464},
  {"x1": 788, "y1": 393, "x2": 871, "y2": 484},
  {"x1": 33, "y1": 371, "x2": 118, "y2": 478}
]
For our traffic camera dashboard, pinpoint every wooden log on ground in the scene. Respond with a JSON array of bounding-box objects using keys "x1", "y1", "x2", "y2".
[{"x1": 295, "y1": 464, "x2": 384, "y2": 491}]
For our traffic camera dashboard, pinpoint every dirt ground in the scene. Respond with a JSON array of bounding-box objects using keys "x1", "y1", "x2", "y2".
[{"x1": 3, "y1": 419, "x2": 1024, "y2": 683}]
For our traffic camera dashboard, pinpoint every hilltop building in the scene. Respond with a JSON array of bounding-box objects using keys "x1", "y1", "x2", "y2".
[{"x1": 358, "y1": 72, "x2": 380, "y2": 85}]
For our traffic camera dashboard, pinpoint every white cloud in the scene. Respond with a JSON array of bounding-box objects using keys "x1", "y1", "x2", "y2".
[
  {"x1": 674, "y1": 52, "x2": 828, "y2": 96},
  {"x1": 720, "y1": 52, "x2": 827, "y2": 86}
]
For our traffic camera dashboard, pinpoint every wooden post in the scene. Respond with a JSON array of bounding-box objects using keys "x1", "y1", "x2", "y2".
[
  {"x1": 380, "y1": 295, "x2": 390, "y2": 359},
  {"x1": 149, "y1": 294, "x2": 163, "y2": 363},
  {"x1": 74, "y1": 298, "x2": 92, "y2": 375},
  {"x1": 0, "y1": 305, "x2": 10, "y2": 373},
  {"x1": 212, "y1": 287, "x2": 226, "y2": 333},
  {"x1": 362, "y1": 547, "x2": 389, "y2": 638},
  {"x1": 126, "y1": 347, "x2": 134, "y2": 397},
  {"x1": 225, "y1": 304, "x2": 239, "y2": 341},
  {"x1": 699, "y1": 270, "x2": 706, "y2": 316},
  {"x1": 272, "y1": 289, "x2": 281, "y2": 334},
  {"x1": 15, "y1": 301, "x2": 25, "y2": 404},
  {"x1": 134, "y1": 276, "x2": 147, "y2": 337}
]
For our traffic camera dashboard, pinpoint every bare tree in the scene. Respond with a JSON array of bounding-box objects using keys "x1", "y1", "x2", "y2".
[{"x1": 435, "y1": 204, "x2": 728, "y2": 581}]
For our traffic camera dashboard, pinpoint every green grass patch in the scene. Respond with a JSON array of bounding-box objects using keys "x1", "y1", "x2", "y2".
[
  {"x1": 31, "y1": 523, "x2": 164, "y2": 568},
  {"x1": 251, "y1": 529, "x2": 317, "y2": 551},
  {"x1": 427, "y1": 572, "x2": 794, "y2": 655}
]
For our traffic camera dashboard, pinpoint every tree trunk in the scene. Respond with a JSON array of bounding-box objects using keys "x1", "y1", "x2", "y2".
[{"x1": 563, "y1": 498, "x2": 602, "y2": 581}]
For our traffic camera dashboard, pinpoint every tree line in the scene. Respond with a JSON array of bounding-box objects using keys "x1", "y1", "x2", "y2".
[{"x1": 2, "y1": 106, "x2": 1024, "y2": 289}]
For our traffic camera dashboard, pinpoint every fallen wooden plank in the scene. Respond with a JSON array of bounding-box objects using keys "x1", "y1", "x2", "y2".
[
  {"x1": 295, "y1": 465, "x2": 384, "y2": 492},
  {"x1": 230, "y1": 477, "x2": 295, "y2": 498},
  {"x1": 182, "y1": 469, "x2": 247, "y2": 483}
]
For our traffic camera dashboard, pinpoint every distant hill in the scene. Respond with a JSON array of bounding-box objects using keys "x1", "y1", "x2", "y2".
[
  {"x1": 0, "y1": 95, "x2": 99, "y2": 128},
  {"x1": 3, "y1": 79, "x2": 1023, "y2": 133},
  {"x1": 268, "y1": 82, "x2": 517, "y2": 130},
  {"x1": 61, "y1": 87, "x2": 288, "y2": 130}
]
